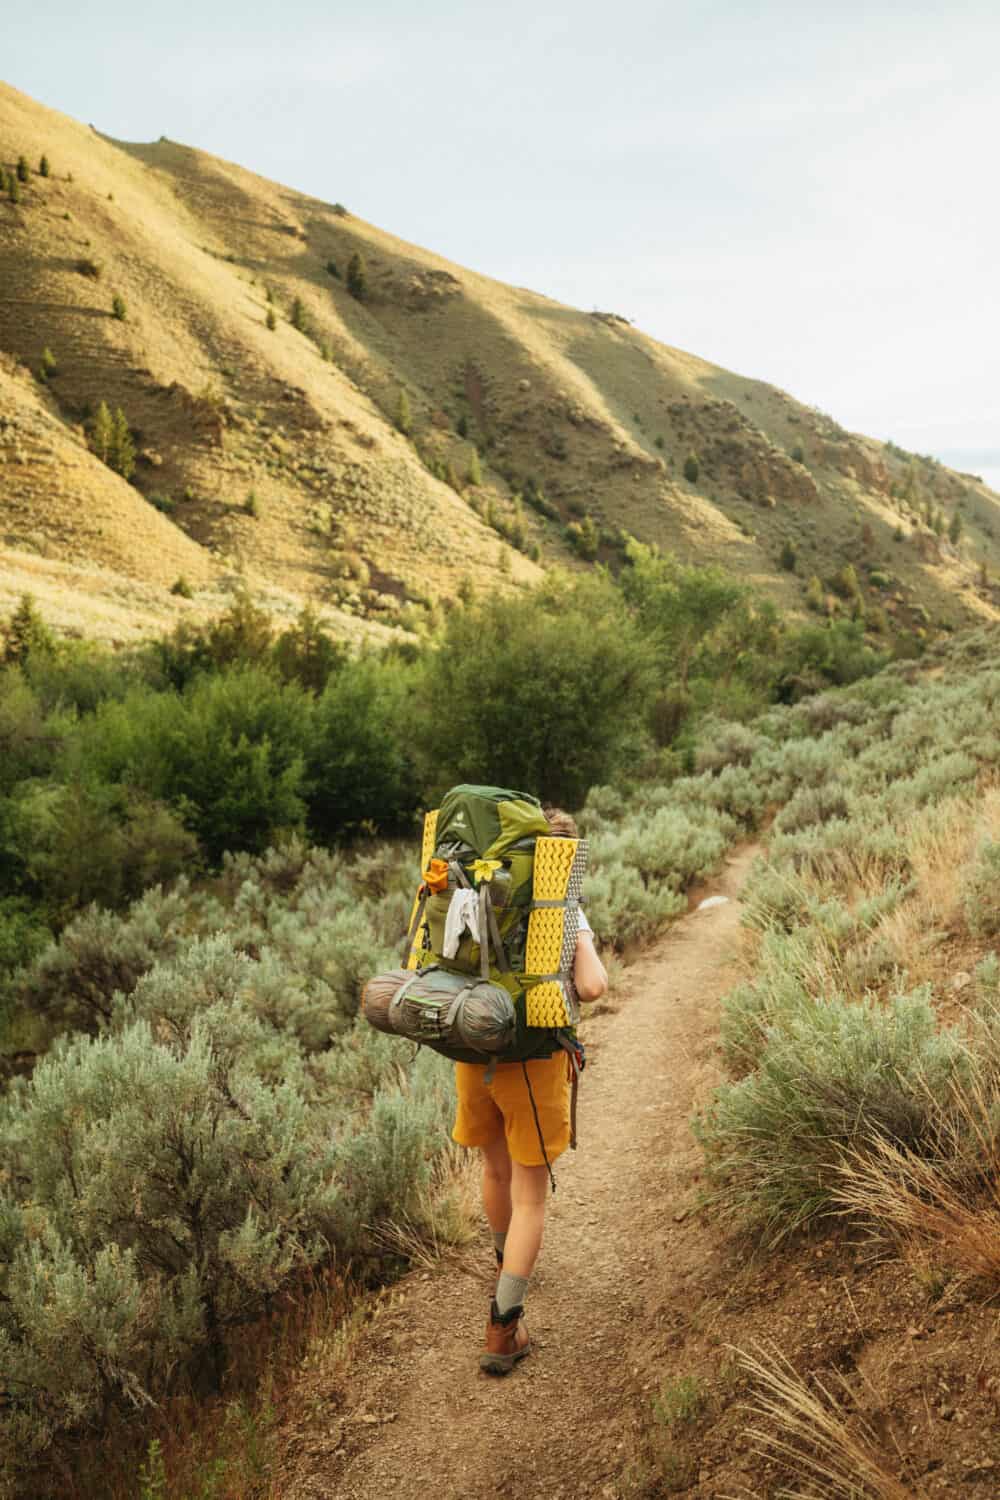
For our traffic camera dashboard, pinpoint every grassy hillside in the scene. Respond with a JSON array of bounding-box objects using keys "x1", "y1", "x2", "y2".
[{"x1": 2, "y1": 80, "x2": 1000, "y2": 645}]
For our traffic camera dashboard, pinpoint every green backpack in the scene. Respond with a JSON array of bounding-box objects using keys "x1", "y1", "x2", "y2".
[{"x1": 399, "y1": 783, "x2": 587, "y2": 1064}]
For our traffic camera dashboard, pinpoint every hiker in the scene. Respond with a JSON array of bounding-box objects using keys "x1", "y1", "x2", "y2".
[{"x1": 452, "y1": 806, "x2": 608, "y2": 1376}]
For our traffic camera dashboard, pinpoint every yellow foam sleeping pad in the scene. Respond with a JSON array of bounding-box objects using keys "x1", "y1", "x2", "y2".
[
  {"x1": 405, "y1": 808, "x2": 440, "y2": 971},
  {"x1": 525, "y1": 836, "x2": 586, "y2": 1028}
]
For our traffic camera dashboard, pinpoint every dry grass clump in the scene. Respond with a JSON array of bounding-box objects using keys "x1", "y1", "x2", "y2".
[
  {"x1": 731, "y1": 1344, "x2": 922, "y2": 1500},
  {"x1": 833, "y1": 1063, "x2": 1000, "y2": 1286}
]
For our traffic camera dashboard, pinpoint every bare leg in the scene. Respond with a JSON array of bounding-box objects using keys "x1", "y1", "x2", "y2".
[
  {"x1": 480, "y1": 1133, "x2": 512, "y2": 1239},
  {"x1": 500, "y1": 1161, "x2": 549, "y2": 1279}
]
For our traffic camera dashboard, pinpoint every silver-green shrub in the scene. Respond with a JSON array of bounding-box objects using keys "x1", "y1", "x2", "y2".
[
  {"x1": 696, "y1": 988, "x2": 970, "y2": 1240},
  {"x1": 963, "y1": 841, "x2": 1000, "y2": 936}
]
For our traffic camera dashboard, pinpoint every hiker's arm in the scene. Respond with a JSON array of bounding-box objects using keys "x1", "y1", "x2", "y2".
[{"x1": 574, "y1": 929, "x2": 607, "y2": 1002}]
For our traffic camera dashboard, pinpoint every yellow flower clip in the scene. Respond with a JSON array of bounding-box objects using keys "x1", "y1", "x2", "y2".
[{"x1": 471, "y1": 858, "x2": 503, "y2": 884}]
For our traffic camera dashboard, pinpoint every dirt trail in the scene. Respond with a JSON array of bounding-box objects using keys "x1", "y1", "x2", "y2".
[{"x1": 279, "y1": 846, "x2": 758, "y2": 1500}]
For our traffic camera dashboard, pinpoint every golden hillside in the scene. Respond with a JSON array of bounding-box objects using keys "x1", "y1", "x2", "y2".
[{"x1": 2, "y1": 80, "x2": 998, "y2": 643}]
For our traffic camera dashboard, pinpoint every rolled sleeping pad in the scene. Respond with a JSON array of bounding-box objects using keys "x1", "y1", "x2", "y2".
[{"x1": 362, "y1": 967, "x2": 518, "y2": 1058}]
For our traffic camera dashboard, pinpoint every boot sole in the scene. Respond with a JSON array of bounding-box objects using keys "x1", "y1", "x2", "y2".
[{"x1": 479, "y1": 1340, "x2": 531, "y2": 1376}]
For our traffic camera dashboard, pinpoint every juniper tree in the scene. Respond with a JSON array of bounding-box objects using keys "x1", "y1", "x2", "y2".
[
  {"x1": 2, "y1": 593, "x2": 54, "y2": 665},
  {"x1": 90, "y1": 400, "x2": 114, "y2": 464},
  {"x1": 38, "y1": 153, "x2": 50, "y2": 177},
  {"x1": 16, "y1": 155, "x2": 28, "y2": 182},
  {"x1": 346, "y1": 250, "x2": 367, "y2": 302},
  {"x1": 684, "y1": 452, "x2": 700, "y2": 483},
  {"x1": 396, "y1": 387, "x2": 412, "y2": 435},
  {"x1": 7, "y1": 173, "x2": 19, "y2": 204},
  {"x1": 110, "y1": 407, "x2": 136, "y2": 479}
]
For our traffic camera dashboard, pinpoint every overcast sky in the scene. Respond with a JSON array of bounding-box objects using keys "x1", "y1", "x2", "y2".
[{"x1": 9, "y1": 1, "x2": 999, "y2": 486}]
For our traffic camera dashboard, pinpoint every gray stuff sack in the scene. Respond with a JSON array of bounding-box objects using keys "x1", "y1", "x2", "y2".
[{"x1": 362, "y1": 966, "x2": 517, "y2": 1062}]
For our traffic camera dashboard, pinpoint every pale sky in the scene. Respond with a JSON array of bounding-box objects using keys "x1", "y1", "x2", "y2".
[{"x1": 8, "y1": 1, "x2": 999, "y2": 487}]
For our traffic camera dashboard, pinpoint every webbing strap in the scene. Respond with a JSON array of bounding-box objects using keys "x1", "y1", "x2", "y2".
[
  {"x1": 483, "y1": 884, "x2": 509, "y2": 974},
  {"x1": 400, "y1": 890, "x2": 428, "y2": 967},
  {"x1": 477, "y1": 883, "x2": 490, "y2": 979},
  {"x1": 530, "y1": 898, "x2": 580, "y2": 910}
]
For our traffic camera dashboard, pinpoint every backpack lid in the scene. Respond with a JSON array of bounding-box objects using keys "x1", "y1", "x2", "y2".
[{"x1": 435, "y1": 784, "x2": 550, "y2": 861}]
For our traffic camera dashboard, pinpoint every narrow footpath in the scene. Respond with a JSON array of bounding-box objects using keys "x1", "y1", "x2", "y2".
[{"x1": 277, "y1": 845, "x2": 759, "y2": 1500}]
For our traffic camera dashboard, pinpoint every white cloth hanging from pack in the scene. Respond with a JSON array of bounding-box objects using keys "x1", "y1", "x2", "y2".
[{"x1": 442, "y1": 888, "x2": 481, "y2": 958}]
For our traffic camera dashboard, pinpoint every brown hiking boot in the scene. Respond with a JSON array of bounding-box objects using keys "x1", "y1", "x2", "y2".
[{"x1": 480, "y1": 1299, "x2": 530, "y2": 1376}]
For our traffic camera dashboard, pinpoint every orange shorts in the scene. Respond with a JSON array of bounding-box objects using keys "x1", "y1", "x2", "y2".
[{"x1": 452, "y1": 1053, "x2": 571, "y2": 1167}]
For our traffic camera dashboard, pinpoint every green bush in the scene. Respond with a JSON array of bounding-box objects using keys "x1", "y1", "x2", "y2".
[
  {"x1": 683, "y1": 453, "x2": 700, "y2": 483},
  {"x1": 18, "y1": 882, "x2": 193, "y2": 1031},
  {"x1": 695, "y1": 989, "x2": 970, "y2": 1240},
  {"x1": 111, "y1": 293, "x2": 127, "y2": 321},
  {"x1": 0, "y1": 1017, "x2": 345, "y2": 1453},
  {"x1": 963, "y1": 840, "x2": 1000, "y2": 936}
]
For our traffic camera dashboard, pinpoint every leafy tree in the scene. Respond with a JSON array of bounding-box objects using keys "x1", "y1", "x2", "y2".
[
  {"x1": 683, "y1": 452, "x2": 700, "y2": 483},
  {"x1": 413, "y1": 574, "x2": 652, "y2": 806},
  {"x1": 346, "y1": 250, "x2": 367, "y2": 301},
  {"x1": 619, "y1": 540, "x2": 745, "y2": 690},
  {"x1": 305, "y1": 654, "x2": 419, "y2": 837},
  {"x1": 273, "y1": 606, "x2": 346, "y2": 693}
]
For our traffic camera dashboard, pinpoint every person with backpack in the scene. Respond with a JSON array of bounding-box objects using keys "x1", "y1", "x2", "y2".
[
  {"x1": 452, "y1": 805, "x2": 607, "y2": 1376},
  {"x1": 363, "y1": 786, "x2": 607, "y2": 1375}
]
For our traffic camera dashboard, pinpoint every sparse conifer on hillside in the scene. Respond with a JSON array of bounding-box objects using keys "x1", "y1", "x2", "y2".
[
  {"x1": 684, "y1": 452, "x2": 700, "y2": 483},
  {"x1": 111, "y1": 293, "x2": 127, "y2": 321},
  {"x1": 39, "y1": 154, "x2": 50, "y2": 177},
  {"x1": 7, "y1": 173, "x2": 20, "y2": 204},
  {"x1": 396, "y1": 388, "x2": 412, "y2": 435},
  {"x1": 346, "y1": 251, "x2": 367, "y2": 302},
  {"x1": 89, "y1": 401, "x2": 135, "y2": 480},
  {"x1": 2, "y1": 593, "x2": 54, "y2": 664},
  {"x1": 949, "y1": 511, "x2": 963, "y2": 544},
  {"x1": 805, "y1": 574, "x2": 825, "y2": 612},
  {"x1": 16, "y1": 155, "x2": 29, "y2": 182},
  {"x1": 326, "y1": 258, "x2": 340, "y2": 278},
  {"x1": 467, "y1": 446, "x2": 482, "y2": 486},
  {"x1": 290, "y1": 296, "x2": 308, "y2": 332},
  {"x1": 779, "y1": 539, "x2": 798, "y2": 572},
  {"x1": 266, "y1": 307, "x2": 277, "y2": 330}
]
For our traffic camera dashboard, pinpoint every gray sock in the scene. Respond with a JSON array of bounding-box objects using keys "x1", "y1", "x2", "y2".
[
  {"x1": 492, "y1": 1230, "x2": 507, "y2": 1261},
  {"x1": 495, "y1": 1270, "x2": 528, "y2": 1317}
]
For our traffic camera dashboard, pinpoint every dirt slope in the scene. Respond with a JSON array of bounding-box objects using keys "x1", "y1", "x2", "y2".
[
  {"x1": 2, "y1": 81, "x2": 999, "y2": 644},
  {"x1": 275, "y1": 844, "x2": 1000, "y2": 1500}
]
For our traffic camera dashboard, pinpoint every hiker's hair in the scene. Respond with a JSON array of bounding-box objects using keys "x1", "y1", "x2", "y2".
[{"x1": 543, "y1": 806, "x2": 578, "y2": 839}]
